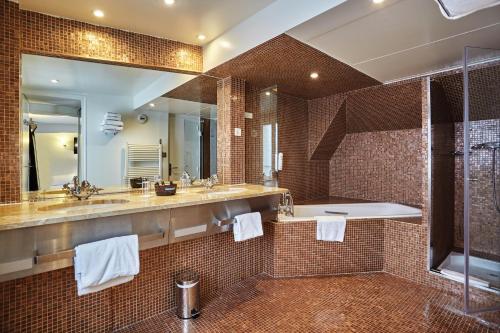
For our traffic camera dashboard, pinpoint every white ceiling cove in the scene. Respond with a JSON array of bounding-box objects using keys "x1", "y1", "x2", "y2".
[
  {"x1": 19, "y1": 0, "x2": 276, "y2": 45},
  {"x1": 287, "y1": 0, "x2": 500, "y2": 82},
  {"x1": 21, "y1": 54, "x2": 182, "y2": 96}
]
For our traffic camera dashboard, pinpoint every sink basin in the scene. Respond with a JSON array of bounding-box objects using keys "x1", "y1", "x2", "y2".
[
  {"x1": 38, "y1": 199, "x2": 129, "y2": 213},
  {"x1": 205, "y1": 187, "x2": 246, "y2": 195}
]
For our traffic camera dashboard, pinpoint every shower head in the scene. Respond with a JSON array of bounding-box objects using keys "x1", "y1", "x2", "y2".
[{"x1": 471, "y1": 142, "x2": 500, "y2": 150}]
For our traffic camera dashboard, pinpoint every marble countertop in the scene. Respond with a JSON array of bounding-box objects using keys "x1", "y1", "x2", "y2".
[{"x1": 0, "y1": 184, "x2": 287, "y2": 231}]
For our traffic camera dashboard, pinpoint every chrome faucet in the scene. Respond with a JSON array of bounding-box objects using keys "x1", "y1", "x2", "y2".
[
  {"x1": 180, "y1": 171, "x2": 196, "y2": 188},
  {"x1": 279, "y1": 192, "x2": 294, "y2": 216},
  {"x1": 201, "y1": 174, "x2": 219, "y2": 189},
  {"x1": 62, "y1": 176, "x2": 101, "y2": 200}
]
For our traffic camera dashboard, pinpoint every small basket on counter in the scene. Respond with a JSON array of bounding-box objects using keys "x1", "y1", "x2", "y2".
[{"x1": 155, "y1": 181, "x2": 177, "y2": 196}]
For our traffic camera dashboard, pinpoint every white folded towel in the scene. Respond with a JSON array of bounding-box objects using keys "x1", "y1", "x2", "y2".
[
  {"x1": 315, "y1": 215, "x2": 346, "y2": 242},
  {"x1": 101, "y1": 124, "x2": 124, "y2": 131},
  {"x1": 105, "y1": 112, "x2": 121, "y2": 119},
  {"x1": 101, "y1": 120, "x2": 124, "y2": 126},
  {"x1": 74, "y1": 235, "x2": 139, "y2": 296},
  {"x1": 233, "y1": 212, "x2": 263, "y2": 242}
]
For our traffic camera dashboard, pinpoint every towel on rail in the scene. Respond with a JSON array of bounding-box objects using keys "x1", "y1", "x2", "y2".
[
  {"x1": 233, "y1": 212, "x2": 263, "y2": 242},
  {"x1": 74, "y1": 235, "x2": 139, "y2": 296}
]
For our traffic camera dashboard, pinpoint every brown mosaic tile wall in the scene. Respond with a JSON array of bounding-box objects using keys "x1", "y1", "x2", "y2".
[
  {"x1": 0, "y1": 231, "x2": 263, "y2": 333},
  {"x1": 207, "y1": 34, "x2": 380, "y2": 100},
  {"x1": 346, "y1": 81, "x2": 422, "y2": 133},
  {"x1": 0, "y1": 0, "x2": 21, "y2": 203},
  {"x1": 308, "y1": 97, "x2": 347, "y2": 160},
  {"x1": 433, "y1": 63, "x2": 500, "y2": 122},
  {"x1": 216, "y1": 77, "x2": 246, "y2": 184},
  {"x1": 277, "y1": 93, "x2": 330, "y2": 201},
  {"x1": 20, "y1": 10, "x2": 203, "y2": 74},
  {"x1": 454, "y1": 119, "x2": 500, "y2": 259},
  {"x1": 430, "y1": 122, "x2": 456, "y2": 268},
  {"x1": 164, "y1": 75, "x2": 218, "y2": 105},
  {"x1": 266, "y1": 219, "x2": 384, "y2": 277},
  {"x1": 329, "y1": 129, "x2": 423, "y2": 206}
]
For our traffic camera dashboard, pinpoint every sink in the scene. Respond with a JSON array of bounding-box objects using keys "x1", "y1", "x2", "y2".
[
  {"x1": 205, "y1": 187, "x2": 246, "y2": 195},
  {"x1": 38, "y1": 199, "x2": 129, "y2": 213}
]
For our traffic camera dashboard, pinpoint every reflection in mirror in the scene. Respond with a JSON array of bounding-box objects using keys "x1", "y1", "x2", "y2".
[{"x1": 20, "y1": 54, "x2": 218, "y2": 199}]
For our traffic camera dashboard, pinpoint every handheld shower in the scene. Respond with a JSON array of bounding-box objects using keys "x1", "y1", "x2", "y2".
[{"x1": 471, "y1": 141, "x2": 500, "y2": 213}]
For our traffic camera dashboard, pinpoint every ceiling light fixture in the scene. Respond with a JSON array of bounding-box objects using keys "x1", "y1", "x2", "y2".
[
  {"x1": 310, "y1": 72, "x2": 319, "y2": 79},
  {"x1": 164, "y1": 0, "x2": 175, "y2": 6},
  {"x1": 93, "y1": 9, "x2": 104, "y2": 17},
  {"x1": 197, "y1": 34, "x2": 206, "y2": 41},
  {"x1": 372, "y1": 0, "x2": 384, "y2": 4},
  {"x1": 149, "y1": 103, "x2": 155, "y2": 108},
  {"x1": 50, "y1": 79, "x2": 59, "y2": 84}
]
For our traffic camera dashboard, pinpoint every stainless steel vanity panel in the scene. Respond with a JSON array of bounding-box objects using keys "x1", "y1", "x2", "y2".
[
  {"x1": 169, "y1": 195, "x2": 279, "y2": 243},
  {"x1": 0, "y1": 209, "x2": 170, "y2": 282}
]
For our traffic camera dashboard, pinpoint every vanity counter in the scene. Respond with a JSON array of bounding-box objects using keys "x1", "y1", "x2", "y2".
[{"x1": 0, "y1": 184, "x2": 287, "y2": 231}]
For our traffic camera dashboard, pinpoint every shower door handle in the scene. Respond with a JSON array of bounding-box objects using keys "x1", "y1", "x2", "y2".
[{"x1": 468, "y1": 178, "x2": 479, "y2": 182}]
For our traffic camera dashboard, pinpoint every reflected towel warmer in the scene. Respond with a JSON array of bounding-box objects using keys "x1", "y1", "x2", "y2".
[{"x1": 125, "y1": 143, "x2": 163, "y2": 182}]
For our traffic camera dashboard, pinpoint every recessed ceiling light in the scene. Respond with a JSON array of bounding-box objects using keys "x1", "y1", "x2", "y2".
[
  {"x1": 164, "y1": 0, "x2": 175, "y2": 5},
  {"x1": 93, "y1": 9, "x2": 104, "y2": 17},
  {"x1": 149, "y1": 103, "x2": 155, "y2": 108},
  {"x1": 265, "y1": 91, "x2": 271, "y2": 96},
  {"x1": 372, "y1": 0, "x2": 384, "y2": 4},
  {"x1": 310, "y1": 72, "x2": 319, "y2": 79},
  {"x1": 197, "y1": 34, "x2": 206, "y2": 41},
  {"x1": 50, "y1": 79, "x2": 59, "y2": 84}
]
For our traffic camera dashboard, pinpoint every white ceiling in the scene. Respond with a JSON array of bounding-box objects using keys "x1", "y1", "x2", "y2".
[
  {"x1": 19, "y1": 0, "x2": 276, "y2": 45},
  {"x1": 136, "y1": 97, "x2": 217, "y2": 119},
  {"x1": 288, "y1": 0, "x2": 500, "y2": 82},
  {"x1": 21, "y1": 54, "x2": 186, "y2": 96}
]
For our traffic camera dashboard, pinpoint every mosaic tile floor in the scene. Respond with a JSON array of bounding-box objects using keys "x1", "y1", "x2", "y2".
[{"x1": 116, "y1": 273, "x2": 499, "y2": 333}]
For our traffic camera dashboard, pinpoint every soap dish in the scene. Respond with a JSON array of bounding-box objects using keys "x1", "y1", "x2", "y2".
[{"x1": 155, "y1": 182, "x2": 177, "y2": 196}]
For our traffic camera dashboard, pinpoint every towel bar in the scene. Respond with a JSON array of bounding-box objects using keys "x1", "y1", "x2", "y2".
[
  {"x1": 324, "y1": 211, "x2": 349, "y2": 216},
  {"x1": 212, "y1": 209, "x2": 277, "y2": 227},
  {"x1": 34, "y1": 230, "x2": 165, "y2": 265}
]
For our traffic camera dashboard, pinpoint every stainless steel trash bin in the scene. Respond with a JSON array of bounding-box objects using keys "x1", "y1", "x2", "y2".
[{"x1": 175, "y1": 270, "x2": 200, "y2": 319}]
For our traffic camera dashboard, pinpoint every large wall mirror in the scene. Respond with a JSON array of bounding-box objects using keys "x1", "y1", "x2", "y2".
[{"x1": 21, "y1": 54, "x2": 218, "y2": 199}]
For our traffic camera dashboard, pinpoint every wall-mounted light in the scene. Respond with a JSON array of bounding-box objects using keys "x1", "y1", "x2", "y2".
[
  {"x1": 310, "y1": 72, "x2": 319, "y2": 79},
  {"x1": 50, "y1": 79, "x2": 59, "y2": 84},
  {"x1": 93, "y1": 9, "x2": 104, "y2": 18},
  {"x1": 164, "y1": 0, "x2": 175, "y2": 6},
  {"x1": 149, "y1": 103, "x2": 155, "y2": 108},
  {"x1": 372, "y1": 0, "x2": 384, "y2": 4},
  {"x1": 265, "y1": 91, "x2": 271, "y2": 96},
  {"x1": 197, "y1": 34, "x2": 206, "y2": 41}
]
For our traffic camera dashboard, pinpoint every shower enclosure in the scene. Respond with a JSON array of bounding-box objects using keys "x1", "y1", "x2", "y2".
[
  {"x1": 430, "y1": 46, "x2": 499, "y2": 314},
  {"x1": 463, "y1": 46, "x2": 499, "y2": 314}
]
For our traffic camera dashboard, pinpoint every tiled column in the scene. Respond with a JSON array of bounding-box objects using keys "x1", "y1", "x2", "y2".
[
  {"x1": 0, "y1": 0, "x2": 21, "y2": 203},
  {"x1": 216, "y1": 77, "x2": 245, "y2": 184}
]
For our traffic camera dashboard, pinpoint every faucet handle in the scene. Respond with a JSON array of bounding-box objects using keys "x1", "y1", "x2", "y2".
[{"x1": 210, "y1": 174, "x2": 219, "y2": 185}]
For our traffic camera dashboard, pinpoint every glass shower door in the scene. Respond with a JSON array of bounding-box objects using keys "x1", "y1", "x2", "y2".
[{"x1": 463, "y1": 46, "x2": 500, "y2": 314}]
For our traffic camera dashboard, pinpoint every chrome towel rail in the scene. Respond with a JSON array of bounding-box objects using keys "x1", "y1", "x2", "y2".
[
  {"x1": 324, "y1": 211, "x2": 349, "y2": 216},
  {"x1": 212, "y1": 209, "x2": 278, "y2": 227},
  {"x1": 34, "y1": 230, "x2": 165, "y2": 265}
]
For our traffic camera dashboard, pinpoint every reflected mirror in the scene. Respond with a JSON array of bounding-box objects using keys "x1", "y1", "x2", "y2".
[{"x1": 20, "y1": 54, "x2": 218, "y2": 198}]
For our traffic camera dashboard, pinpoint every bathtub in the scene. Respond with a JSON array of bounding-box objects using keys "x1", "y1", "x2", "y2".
[{"x1": 279, "y1": 202, "x2": 422, "y2": 222}]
